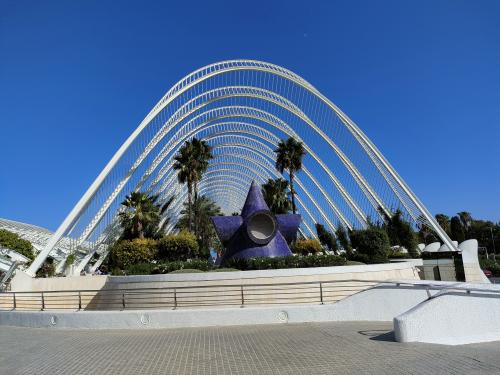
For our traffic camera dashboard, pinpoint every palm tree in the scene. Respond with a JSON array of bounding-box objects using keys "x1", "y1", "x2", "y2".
[
  {"x1": 173, "y1": 138, "x2": 213, "y2": 232},
  {"x1": 119, "y1": 192, "x2": 161, "y2": 239},
  {"x1": 191, "y1": 138, "x2": 213, "y2": 203},
  {"x1": 274, "y1": 137, "x2": 306, "y2": 214},
  {"x1": 458, "y1": 211, "x2": 473, "y2": 236},
  {"x1": 177, "y1": 195, "x2": 222, "y2": 254},
  {"x1": 435, "y1": 214, "x2": 451, "y2": 235},
  {"x1": 173, "y1": 141, "x2": 197, "y2": 231},
  {"x1": 261, "y1": 178, "x2": 291, "y2": 214}
]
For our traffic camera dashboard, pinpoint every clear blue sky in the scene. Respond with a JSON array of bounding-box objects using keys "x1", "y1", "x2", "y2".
[{"x1": 1, "y1": 0, "x2": 499, "y2": 231}]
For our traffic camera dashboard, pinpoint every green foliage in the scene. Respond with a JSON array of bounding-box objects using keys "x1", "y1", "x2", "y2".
[
  {"x1": 176, "y1": 196, "x2": 222, "y2": 256},
  {"x1": 109, "y1": 238, "x2": 158, "y2": 269},
  {"x1": 36, "y1": 259, "x2": 55, "y2": 278},
  {"x1": 435, "y1": 214, "x2": 451, "y2": 235},
  {"x1": 157, "y1": 231, "x2": 200, "y2": 261},
  {"x1": 335, "y1": 225, "x2": 352, "y2": 255},
  {"x1": 119, "y1": 192, "x2": 172, "y2": 240},
  {"x1": 274, "y1": 137, "x2": 306, "y2": 214},
  {"x1": 378, "y1": 208, "x2": 418, "y2": 258},
  {"x1": 225, "y1": 254, "x2": 346, "y2": 270},
  {"x1": 64, "y1": 252, "x2": 76, "y2": 268},
  {"x1": 0, "y1": 229, "x2": 34, "y2": 260},
  {"x1": 261, "y1": 178, "x2": 291, "y2": 214},
  {"x1": 173, "y1": 138, "x2": 213, "y2": 231},
  {"x1": 169, "y1": 268, "x2": 205, "y2": 274},
  {"x1": 350, "y1": 227, "x2": 389, "y2": 263},
  {"x1": 124, "y1": 262, "x2": 156, "y2": 275},
  {"x1": 291, "y1": 238, "x2": 322, "y2": 255},
  {"x1": 152, "y1": 259, "x2": 213, "y2": 274},
  {"x1": 479, "y1": 257, "x2": 500, "y2": 277},
  {"x1": 450, "y1": 216, "x2": 465, "y2": 243},
  {"x1": 315, "y1": 223, "x2": 337, "y2": 252}
]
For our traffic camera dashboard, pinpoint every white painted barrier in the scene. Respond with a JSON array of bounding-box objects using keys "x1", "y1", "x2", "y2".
[{"x1": 394, "y1": 283, "x2": 500, "y2": 345}]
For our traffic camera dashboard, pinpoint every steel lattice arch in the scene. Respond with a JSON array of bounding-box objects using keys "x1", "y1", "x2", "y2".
[{"x1": 26, "y1": 60, "x2": 457, "y2": 276}]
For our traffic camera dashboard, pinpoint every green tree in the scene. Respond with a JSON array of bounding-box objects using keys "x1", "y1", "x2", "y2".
[
  {"x1": 335, "y1": 225, "x2": 352, "y2": 255},
  {"x1": 0, "y1": 229, "x2": 34, "y2": 260},
  {"x1": 315, "y1": 223, "x2": 337, "y2": 252},
  {"x1": 378, "y1": 208, "x2": 418, "y2": 258},
  {"x1": 458, "y1": 211, "x2": 473, "y2": 238},
  {"x1": 118, "y1": 192, "x2": 171, "y2": 239},
  {"x1": 435, "y1": 214, "x2": 451, "y2": 235},
  {"x1": 261, "y1": 178, "x2": 291, "y2": 214},
  {"x1": 173, "y1": 141, "x2": 197, "y2": 231},
  {"x1": 177, "y1": 195, "x2": 222, "y2": 256},
  {"x1": 350, "y1": 227, "x2": 389, "y2": 263},
  {"x1": 190, "y1": 138, "x2": 213, "y2": 202},
  {"x1": 450, "y1": 215, "x2": 465, "y2": 243},
  {"x1": 274, "y1": 137, "x2": 306, "y2": 214},
  {"x1": 173, "y1": 138, "x2": 213, "y2": 231}
]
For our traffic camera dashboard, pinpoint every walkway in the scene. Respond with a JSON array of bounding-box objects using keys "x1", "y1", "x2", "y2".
[{"x1": 1, "y1": 322, "x2": 500, "y2": 374}]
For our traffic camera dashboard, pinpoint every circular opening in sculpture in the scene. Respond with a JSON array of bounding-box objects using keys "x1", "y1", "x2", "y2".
[{"x1": 247, "y1": 212, "x2": 276, "y2": 244}]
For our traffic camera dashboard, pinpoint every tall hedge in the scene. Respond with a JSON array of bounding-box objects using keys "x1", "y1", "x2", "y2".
[
  {"x1": 350, "y1": 228, "x2": 389, "y2": 263},
  {"x1": 0, "y1": 229, "x2": 34, "y2": 260},
  {"x1": 109, "y1": 238, "x2": 158, "y2": 269},
  {"x1": 157, "y1": 231, "x2": 200, "y2": 261}
]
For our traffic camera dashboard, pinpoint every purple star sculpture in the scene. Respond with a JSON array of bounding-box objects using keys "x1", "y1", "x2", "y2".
[{"x1": 211, "y1": 181, "x2": 301, "y2": 263}]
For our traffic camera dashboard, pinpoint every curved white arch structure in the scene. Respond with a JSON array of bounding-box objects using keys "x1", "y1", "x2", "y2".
[{"x1": 26, "y1": 60, "x2": 457, "y2": 276}]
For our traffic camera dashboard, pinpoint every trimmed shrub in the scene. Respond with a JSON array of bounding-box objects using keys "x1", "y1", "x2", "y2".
[
  {"x1": 225, "y1": 254, "x2": 346, "y2": 270},
  {"x1": 157, "y1": 231, "x2": 200, "y2": 261},
  {"x1": 350, "y1": 228, "x2": 389, "y2": 263},
  {"x1": 291, "y1": 239, "x2": 322, "y2": 255},
  {"x1": 170, "y1": 268, "x2": 205, "y2": 274},
  {"x1": 109, "y1": 238, "x2": 157, "y2": 269},
  {"x1": 0, "y1": 229, "x2": 34, "y2": 260},
  {"x1": 125, "y1": 262, "x2": 156, "y2": 275},
  {"x1": 152, "y1": 259, "x2": 213, "y2": 274}
]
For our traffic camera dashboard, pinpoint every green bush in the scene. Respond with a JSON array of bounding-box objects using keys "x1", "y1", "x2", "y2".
[
  {"x1": 36, "y1": 259, "x2": 55, "y2": 278},
  {"x1": 479, "y1": 257, "x2": 500, "y2": 277},
  {"x1": 210, "y1": 268, "x2": 240, "y2": 272},
  {"x1": 109, "y1": 238, "x2": 157, "y2": 269},
  {"x1": 125, "y1": 262, "x2": 156, "y2": 275},
  {"x1": 225, "y1": 254, "x2": 346, "y2": 270},
  {"x1": 157, "y1": 231, "x2": 200, "y2": 261},
  {"x1": 169, "y1": 268, "x2": 205, "y2": 274},
  {"x1": 350, "y1": 228, "x2": 389, "y2": 263},
  {"x1": 0, "y1": 229, "x2": 34, "y2": 260},
  {"x1": 291, "y1": 239, "x2": 322, "y2": 255},
  {"x1": 387, "y1": 251, "x2": 411, "y2": 259},
  {"x1": 152, "y1": 259, "x2": 213, "y2": 274}
]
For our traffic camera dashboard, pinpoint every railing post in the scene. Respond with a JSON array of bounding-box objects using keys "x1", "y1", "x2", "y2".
[
  {"x1": 121, "y1": 293, "x2": 126, "y2": 310},
  {"x1": 173, "y1": 289, "x2": 177, "y2": 310},
  {"x1": 41, "y1": 292, "x2": 45, "y2": 311},
  {"x1": 78, "y1": 291, "x2": 82, "y2": 311},
  {"x1": 320, "y1": 282, "x2": 324, "y2": 305},
  {"x1": 12, "y1": 293, "x2": 16, "y2": 310},
  {"x1": 240, "y1": 285, "x2": 244, "y2": 307}
]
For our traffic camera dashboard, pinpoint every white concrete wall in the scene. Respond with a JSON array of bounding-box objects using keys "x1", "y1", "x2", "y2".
[
  {"x1": 0, "y1": 281, "x2": 441, "y2": 329},
  {"x1": 394, "y1": 283, "x2": 500, "y2": 345}
]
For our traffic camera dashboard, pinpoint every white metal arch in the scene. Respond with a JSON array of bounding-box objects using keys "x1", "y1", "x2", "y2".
[{"x1": 27, "y1": 60, "x2": 457, "y2": 276}]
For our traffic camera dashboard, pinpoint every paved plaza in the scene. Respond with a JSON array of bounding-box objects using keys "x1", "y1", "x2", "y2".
[{"x1": 1, "y1": 322, "x2": 500, "y2": 374}]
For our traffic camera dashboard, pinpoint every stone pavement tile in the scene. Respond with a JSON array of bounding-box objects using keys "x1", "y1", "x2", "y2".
[{"x1": 0, "y1": 322, "x2": 499, "y2": 374}]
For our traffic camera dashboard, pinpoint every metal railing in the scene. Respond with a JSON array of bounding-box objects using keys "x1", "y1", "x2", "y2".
[{"x1": 0, "y1": 280, "x2": 498, "y2": 312}]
